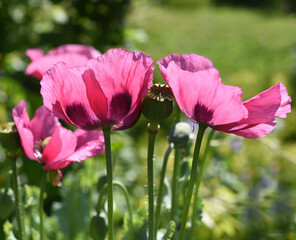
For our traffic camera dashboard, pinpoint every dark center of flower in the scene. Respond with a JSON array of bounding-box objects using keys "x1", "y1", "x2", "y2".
[
  {"x1": 33, "y1": 137, "x2": 51, "y2": 161},
  {"x1": 193, "y1": 103, "x2": 214, "y2": 124},
  {"x1": 147, "y1": 83, "x2": 174, "y2": 102}
]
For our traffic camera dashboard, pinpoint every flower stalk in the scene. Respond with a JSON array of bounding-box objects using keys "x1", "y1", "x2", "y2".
[
  {"x1": 155, "y1": 142, "x2": 174, "y2": 238},
  {"x1": 177, "y1": 124, "x2": 207, "y2": 240},
  {"x1": 39, "y1": 170, "x2": 48, "y2": 240},
  {"x1": 189, "y1": 129, "x2": 215, "y2": 239},
  {"x1": 102, "y1": 127, "x2": 114, "y2": 240},
  {"x1": 171, "y1": 146, "x2": 181, "y2": 221},
  {"x1": 10, "y1": 153, "x2": 25, "y2": 240},
  {"x1": 147, "y1": 123, "x2": 159, "y2": 240}
]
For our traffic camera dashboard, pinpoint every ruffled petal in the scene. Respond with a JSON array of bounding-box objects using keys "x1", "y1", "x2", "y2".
[
  {"x1": 162, "y1": 62, "x2": 247, "y2": 126},
  {"x1": 26, "y1": 44, "x2": 101, "y2": 80},
  {"x1": 239, "y1": 82, "x2": 290, "y2": 125},
  {"x1": 26, "y1": 49, "x2": 44, "y2": 61},
  {"x1": 42, "y1": 127, "x2": 77, "y2": 169},
  {"x1": 228, "y1": 120, "x2": 277, "y2": 138},
  {"x1": 158, "y1": 53, "x2": 213, "y2": 73},
  {"x1": 86, "y1": 48, "x2": 154, "y2": 128},
  {"x1": 82, "y1": 69, "x2": 108, "y2": 121},
  {"x1": 66, "y1": 129, "x2": 105, "y2": 162},
  {"x1": 47, "y1": 44, "x2": 101, "y2": 59},
  {"x1": 30, "y1": 106, "x2": 60, "y2": 142},
  {"x1": 87, "y1": 48, "x2": 154, "y2": 112},
  {"x1": 41, "y1": 62, "x2": 97, "y2": 127},
  {"x1": 12, "y1": 101, "x2": 36, "y2": 160},
  {"x1": 275, "y1": 82, "x2": 291, "y2": 118}
]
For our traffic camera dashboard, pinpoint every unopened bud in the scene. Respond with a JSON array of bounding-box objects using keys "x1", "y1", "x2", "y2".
[
  {"x1": 90, "y1": 213, "x2": 108, "y2": 240},
  {"x1": 168, "y1": 122, "x2": 192, "y2": 147}
]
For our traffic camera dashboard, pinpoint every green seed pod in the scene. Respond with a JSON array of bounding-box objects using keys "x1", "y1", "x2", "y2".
[
  {"x1": 142, "y1": 83, "x2": 174, "y2": 125},
  {"x1": 168, "y1": 122, "x2": 192, "y2": 147},
  {"x1": 90, "y1": 213, "x2": 108, "y2": 240},
  {"x1": 0, "y1": 188, "x2": 15, "y2": 219},
  {"x1": 0, "y1": 122, "x2": 20, "y2": 152}
]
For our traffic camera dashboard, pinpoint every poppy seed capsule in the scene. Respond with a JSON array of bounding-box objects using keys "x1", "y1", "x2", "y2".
[
  {"x1": 142, "y1": 83, "x2": 174, "y2": 124},
  {"x1": 0, "y1": 122, "x2": 20, "y2": 152}
]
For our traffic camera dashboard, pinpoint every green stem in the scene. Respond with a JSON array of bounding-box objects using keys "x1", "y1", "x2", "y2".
[
  {"x1": 177, "y1": 124, "x2": 207, "y2": 240},
  {"x1": 103, "y1": 128, "x2": 114, "y2": 240},
  {"x1": 10, "y1": 154, "x2": 25, "y2": 240},
  {"x1": 171, "y1": 146, "x2": 182, "y2": 222},
  {"x1": 155, "y1": 142, "x2": 174, "y2": 239},
  {"x1": 147, "y1": 123, "x2": 159, "y2": 240},
  {"x1": 96, "y1": 181, "x2": 135, "y2": 239},
  {"x1": 39, "y1": 170, "x2": 48, "y2": 240},
  {"x1": 189, "y1": 129, "x2": 215, "y2": 239},
  {"x1": 113, "y1": 181, "x2": 135, "y2": 240}
]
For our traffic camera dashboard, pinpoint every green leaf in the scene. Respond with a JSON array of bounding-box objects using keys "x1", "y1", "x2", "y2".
[{"x1": 3, "y1": 220, "x2": 17, "y2": 240}]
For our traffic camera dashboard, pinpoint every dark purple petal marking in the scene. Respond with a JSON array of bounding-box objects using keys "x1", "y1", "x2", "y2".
[
  {"x1": 110, "y1": 92, "x2": 132, "y2": 121},
  {"x1": 65, "y1": 103, "x2": 100, "y2": 130},
  {"x1": 194, "y1": 103, "x2": 214, "y2": 124}
]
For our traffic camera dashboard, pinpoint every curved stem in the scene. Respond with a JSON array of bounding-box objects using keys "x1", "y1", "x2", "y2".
[
  {"x1": 113, "y1": 181, "x2": 135, "y2": 240},
  {"x1": 39, "y1": 170, "x2": 48, "y2": 240},
  {"x1": 177, "y1": 124, "x2": 207, "y2": 240},
  {"x1": 96, "y1": 180, "x2": 135, "y2": 239},
  {"x1": 147, "y1": 123, "x2": 159, "y2": 240},
  {"x1": 155, "y1": 142, "x2": 174, "y2": 238},
  {"x1": 189, "y1": 129, "x2": 215, "y2": 239},
  {"x1": 171, "y1": 146, "x2": 182, "y2": 222},
  {"x1": 10, "y1": 154, "x2": 25, "y2": 240},
  {"x1": 103, "y1": 128, "x2": 114, "y2": 240}
]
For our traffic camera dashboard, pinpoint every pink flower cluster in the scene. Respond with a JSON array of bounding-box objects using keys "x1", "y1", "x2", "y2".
[{"x1": 15, "y1": 44, "x2": 291, "y2": 182}]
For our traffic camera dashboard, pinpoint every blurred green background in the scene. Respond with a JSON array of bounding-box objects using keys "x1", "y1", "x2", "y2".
[{"x1": 0, "y1": 0, "x2": 296, "y2": 239}]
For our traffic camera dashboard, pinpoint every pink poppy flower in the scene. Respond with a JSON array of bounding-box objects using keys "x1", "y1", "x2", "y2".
[
  {"x1": 26, "y1": 44, "x2": 101, "y2": 80},
  {"x1": 41, "y1": 48, "x2": 154, "y2": 131},
  {"x1": 158, "y1": 54, "x2": 291, "y2": 138},
  {"x1": 12, "y1": 100, "x2": 105, "y2": 183}
]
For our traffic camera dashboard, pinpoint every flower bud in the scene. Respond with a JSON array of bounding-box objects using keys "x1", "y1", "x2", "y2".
[
  {"x1": 0, "y1": 188, "x2": 15, "y2": 219},
  {"x1": 49, "y1": 170, "x2": 62, "y2": 187},
  {"x1": 168, "y1": 122, "x2": 192, "y2": 147},
  {"x1": 0, "y1": 122, "x2": 20, "y2": 152},
  {"x1": 142, "y1": 83, "x2": 174, "y2": 124},
  {"x1": 90, "y1": 213, "x2": 108, "y2": 240}
]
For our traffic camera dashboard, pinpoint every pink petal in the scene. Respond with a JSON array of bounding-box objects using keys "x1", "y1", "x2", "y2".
[
  {"x1": 82, "y1": 69, "x2": 108, "y2": 120},
  {"x1": 163, "y1": 62, "x2": 247, "y2": 126},
  {"x1": 12, "y1": 101, "x2": 36, "y2": 160},
  {"x1": 114, "y1": 103, "x2": 142, "y2": 130},
  {"x1": 157, "y1": 53, "x2": 214, "y2": 73},
  {"x1": 87, "y1": 48, "x2": 154, "y2": 115},
  {"x1": 41, "y1": 62, "x2": 98, "y2": 128},
  {"x1": 26, "y1": 44, "x2": 101, "y2": 80},
  {"x1": 275, "y1": 82, "x2": 291, "y2": 118},
  {"x1": 42, "y1": 127, "x2": 77, "y2": 169},
  {"x1": 30, "y1": 106, "x2": 60, "y2": 142},
  {"x1": 66, "y1": 129, "x2": 105, "y2": 162},
  {"x1": 238, "y1": 82, "x2": 291, "y2": 125},
  {"x1": 228, "y1": 120, "x2": 277, "y2": 138},
  {"x1": 47, "y1": 44, "x2": 101, "y2": 59},
  {"x1": 26, "y1": 49, "x2": 44, "y2": 61}
]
